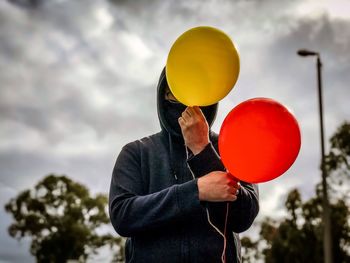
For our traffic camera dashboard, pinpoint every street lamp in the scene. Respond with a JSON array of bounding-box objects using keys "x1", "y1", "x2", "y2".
[{"x1": 297, "y1": 49, "x2": 333, "y2": 263}]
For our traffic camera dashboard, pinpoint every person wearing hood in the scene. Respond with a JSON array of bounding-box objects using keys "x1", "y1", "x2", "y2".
[{"x1": 109, "y1": 68, "x2": 259, "y2": 263}]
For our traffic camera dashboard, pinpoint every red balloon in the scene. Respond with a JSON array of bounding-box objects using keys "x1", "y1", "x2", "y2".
[{"x1": 219, "y1": 98, "x2": 301, "y2": 183}]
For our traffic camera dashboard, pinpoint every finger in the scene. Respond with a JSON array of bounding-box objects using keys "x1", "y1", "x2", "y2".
[
  {"x1": 181, "y1": 111, "x2": 190, "y2": 122},
  {"x1": 228, "y1": 180, "x2": 240, "y2": 189},
  {"x1": 183, "y1": 108, "x2": 192, "y2": 119},
  {"x1": 227, "y1": 176, "x2": 240, "y2": 188},
  {"x1": 178, "y1": 117, "x2": 186, "y2": 127},
  {"x1": 227, "y1": 172, "x2": 240, "y2": 184},
  {"x1": 226, "y1": 174, "x2": 238, "y2": 185},
  {"x1": 233, "y1": 187, "x2": 240, "y2": 196},
  {"x1": 192, "y1": 106, "x2": 201, "y2": 115},
  {"x1": 187, "y1": 107, "x2": 196, "y2": 117},
  {"x1": 229, "y1": 186, "x2": 239, "y2": 195},
  {"x1": 230, "y1": 181, "x2": 241, "y2": 190},
  {"x1": 227, "y1": 195, "x2": 237, "y2": 202},
  {"x1": 193, "y1": 106, "x2": 206, "y2": 120},
  {"x1": 231, "y1": 187, "x2": 240, "y2": 197},
  {"x1": 185, "y1": 107, "x2": 193, "y2": 117}
]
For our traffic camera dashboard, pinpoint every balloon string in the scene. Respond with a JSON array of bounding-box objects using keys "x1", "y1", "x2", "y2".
[
  {"x1": 223, "y1": 202, "x2": 229, "y2": 262},
  {"x1": 206, "y1": 203, "x2": 229, "y2": 263},
  {"x1": 185, "y1": 145, "x2": 229, "y2": 262},
  {"x1": 185, "y1": 146, "x2": 195, "y2": 180}
]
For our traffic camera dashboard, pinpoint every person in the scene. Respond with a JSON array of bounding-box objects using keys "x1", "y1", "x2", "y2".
[{"x1": 109, "y1": 68, "x2": 259, "y2": 263}]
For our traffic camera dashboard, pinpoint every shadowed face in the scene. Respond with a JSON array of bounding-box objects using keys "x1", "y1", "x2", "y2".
[
  {"x1": 164, "y1": 87, "x2": 180, "y2": 104},
  {"x1": 162, "y1": 82, "x2": 217, "y2": 136},
  {"x1": 163, "y1": 86, "x2": 186, "y2": 135}
]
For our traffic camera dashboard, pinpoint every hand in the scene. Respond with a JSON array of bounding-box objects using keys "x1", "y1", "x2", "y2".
[
  {"x1": 178, "y1": 106, "x2": 209, "y2": 155},
  {"x1": 197, "y1": 171, "x2": 240, "y2": 202}
]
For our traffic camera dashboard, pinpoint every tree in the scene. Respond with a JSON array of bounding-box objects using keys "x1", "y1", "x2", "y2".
[
  {"x1": 325, "y1": 122, "x2": 350, "y2": 205},
  {"x1": 241, "y1": 236, "x2": 260, "y2": 263},
  {"x1": 241, "y1": 121, "x2": 350, "y2": 263},
  {"x1": 258, "y1": 187, "x2": 350, "y2": 263},
  {"x1": 5, "y1": 174, "x2": 123, "y2": 263}
]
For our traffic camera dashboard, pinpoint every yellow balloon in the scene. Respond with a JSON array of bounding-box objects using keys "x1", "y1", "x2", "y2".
[{"x1": 166, "y1": 26, "x2": 240, "y2": 106}]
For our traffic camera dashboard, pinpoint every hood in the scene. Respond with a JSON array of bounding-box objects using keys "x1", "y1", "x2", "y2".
[{"x1": 157, "y1": 67, "x2": 218, "y2": 138}]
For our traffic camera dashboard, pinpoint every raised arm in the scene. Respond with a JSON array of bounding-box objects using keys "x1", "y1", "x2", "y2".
[{"x1": 187, "y1": 142, "x2": 259, "y2": 233}]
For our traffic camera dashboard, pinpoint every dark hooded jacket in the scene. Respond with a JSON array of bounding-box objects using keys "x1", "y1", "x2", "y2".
[{"x1": 109, "y1": 69, "x2": 259, "y2": 263}]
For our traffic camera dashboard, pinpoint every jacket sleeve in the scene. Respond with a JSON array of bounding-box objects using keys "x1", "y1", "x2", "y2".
[
  {"x1": 109, "y1": 142, "x2": 202, "y2": 237},
  {"x1": 187, "y1": 142, "x2": 259, "y2": 233}
]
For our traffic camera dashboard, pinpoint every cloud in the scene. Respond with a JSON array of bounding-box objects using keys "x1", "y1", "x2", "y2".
[{"x1": 0, "y1": 0, "x2": 349, "y2": 260}]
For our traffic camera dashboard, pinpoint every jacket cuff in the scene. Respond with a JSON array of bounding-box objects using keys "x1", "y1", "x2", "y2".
[
  {"x1": 187, "y1": 143, "x2": 226, "y2": 177},
  {"x1": 232, "y1": 183, "x2": 258, "y2": 210},
  {"x1": 175, "y1": 179, "x2": 202, "y2": 214}
]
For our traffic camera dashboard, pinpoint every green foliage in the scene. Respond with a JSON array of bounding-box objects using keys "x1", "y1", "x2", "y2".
[
  {"x1": 259, "y1": 188, "x2": 350, "y2": 263},
  {"x1": 241, "y1": 236, "x2": 260, "y2": 263},
  {"x1": 5, "y1": 174, "x2": 123, "y2": 263},
  {"x1": 325, "y1": 122, "x2": 350, "y2": 172},
  {"x1": 325, "y1": 121, "x2": 350, "y2": 204},
  {"x1": 241, "y1": 121, "x2": 350, "y2": 263},
  {"x1": 111, "y1": 237, "x2": 126, "y2": 263}
]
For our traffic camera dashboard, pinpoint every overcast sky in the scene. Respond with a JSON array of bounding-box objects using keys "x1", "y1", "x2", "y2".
[{"x1": 0, "y1": 0, "x2": 349, "y2": 262}]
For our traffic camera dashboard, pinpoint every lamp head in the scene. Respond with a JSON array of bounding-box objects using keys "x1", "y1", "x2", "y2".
[{"x1": 297, "y1": 49, "x2": 318, "y2": 57}]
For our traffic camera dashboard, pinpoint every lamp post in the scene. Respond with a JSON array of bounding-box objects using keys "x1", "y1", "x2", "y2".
[{"x1": 297, "y1": 49, "x2": 333, "y2": 263}]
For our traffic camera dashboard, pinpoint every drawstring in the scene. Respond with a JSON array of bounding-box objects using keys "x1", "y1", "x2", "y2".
[
  {"x1": 169, "y1": 133, "x2": 230, "y2": 262},
  {"x1": 168, "y1": 133, "x2": 195, "y2": 181},
  {"x1": 185, "y1": 146, "x2": 195, "y2": 180},
  {"x1": 168, "y1": 133, "x2": 178, "y2": 180}
]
